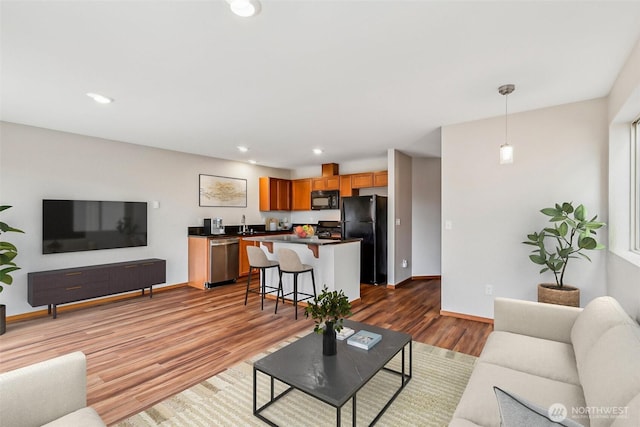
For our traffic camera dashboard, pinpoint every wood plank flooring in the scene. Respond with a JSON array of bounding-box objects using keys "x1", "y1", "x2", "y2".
[{"x1": 0, "y1": 278, "x2": 492, "y2": 425}]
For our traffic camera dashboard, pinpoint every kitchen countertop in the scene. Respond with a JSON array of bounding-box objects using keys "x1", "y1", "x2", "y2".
[
  {"x1": 243, "y1": 235, "x2": 360, "y2": 245},
  {"x1": 188, "y1": 230, "x2": 292, "y2": 238}
]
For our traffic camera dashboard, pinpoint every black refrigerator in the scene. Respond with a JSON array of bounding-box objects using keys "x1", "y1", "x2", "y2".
[{"x1": 341, "y1": 195, "x2": 387, "y2": 285}]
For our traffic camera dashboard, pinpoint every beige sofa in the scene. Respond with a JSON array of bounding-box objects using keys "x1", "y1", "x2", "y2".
[
  {"x1": 0, "y1": 351, "x2": 105, "y2": 427},
  {"x1": 451, "y1": 296, "x2": 640, "y2": 427}
]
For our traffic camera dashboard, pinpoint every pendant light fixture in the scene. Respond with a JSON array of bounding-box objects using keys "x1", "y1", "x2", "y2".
[{"x1": 498, "y1": 84, "x2": 515, "y2": 164}]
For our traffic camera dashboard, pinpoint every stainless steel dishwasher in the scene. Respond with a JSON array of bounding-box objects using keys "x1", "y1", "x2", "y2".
[{"x1": 207, "y1": 237, "x2": 239, "y2": 288}]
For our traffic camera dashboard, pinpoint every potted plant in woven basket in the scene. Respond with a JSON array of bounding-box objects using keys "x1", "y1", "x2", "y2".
[
  {"x1": 523, "y1": 202, "x2": 605, "y2": 307},
  {"x1": 304, "y1": 286, "x2": 352, "y2": 356},
  {"x1": 1, "y1": 205, "x2": 24, "y2": 334}
]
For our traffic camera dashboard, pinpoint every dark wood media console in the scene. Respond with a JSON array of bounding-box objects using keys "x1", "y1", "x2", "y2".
[{"x1": 28, "y1": 258, "x2": 166, "y2": 318}]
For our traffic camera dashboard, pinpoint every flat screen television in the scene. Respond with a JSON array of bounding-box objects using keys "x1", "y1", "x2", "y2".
[{"x1": 43, "y1": 199, "x2": 148, "y2": 254}]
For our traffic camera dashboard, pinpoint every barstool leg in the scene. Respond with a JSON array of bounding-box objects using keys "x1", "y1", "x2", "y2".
[
  {"x1": 279, "y1": 269, "x2": 286, "y2": 304},
  {"x1": 293, "y1": 272, "x2": 298, "y2": 320},
  {"x1": 245, "y1": 267, "x2": 252, "y2": 305},
  {"x1": 260, "y1": 267, "x2": 266, "y2": 311},
  {"x1": 275, "y1": 270, "x2": 283, "y2": 314},
  {"x1": 311, "y1": 270, "x2": 317, "y2": 299}
]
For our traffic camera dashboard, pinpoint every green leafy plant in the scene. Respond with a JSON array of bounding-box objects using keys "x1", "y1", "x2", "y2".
[
  {"x1": 0, "y1": 205, "x2": 24, "y2": 292},
  {"x1": 523, "y1": 202, "x2": 605, "y2": 288},
  {"x1": 304, "y1": 286, "x2": 352, "y2": 333}
]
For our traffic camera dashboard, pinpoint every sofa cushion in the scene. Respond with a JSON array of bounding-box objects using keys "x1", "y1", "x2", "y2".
[
  {"x1": 0, "y1": 351, "x2": 87, "y2": 427},
  {"x1": 578, "y1": 324, "x2": 640, "y2": 427},
  {"x1": 610, "y1": 394, "x2": 640, "y2": 427},
  {"x1": 480, "y1": 332, "x2": 580, "y2": 385},
  {"x1": 494, "y1": 387, "x2": 584, "y2": 427},
  {"x1": 42, "y1": 407, "x2": 106, "y2": 427},
  {"x1": 452, "y1": 361, "x2": 589, "y2": 427},
  {"x1": 571, "y1": 297, "x2": 634, "y2": 371},
  {"x1": 494, "y1": 297, "x2": 581, "y2": 343}
]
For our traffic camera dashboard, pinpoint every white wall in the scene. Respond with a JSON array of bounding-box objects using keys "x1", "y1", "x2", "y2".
[
  {"x1": 412, "y1": 157, "x2": 441, "y2": 276},
  {"x1": 607, "y1": 38, "x2": 640, "y2": 320},
  {"x1": 441, "y1": 98, "x2": 608, "y2": 319},
  {"x1": 0, "y1": 122, "x2": 289, "y2": 316},
  {"x1": 388, "y1": 149, "x2": 412, "y2": 285}
]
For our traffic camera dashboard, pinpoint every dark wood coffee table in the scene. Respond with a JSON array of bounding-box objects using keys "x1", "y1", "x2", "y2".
[{"x1": 253, "y1": 320, "x2": 412, "y2": 426}]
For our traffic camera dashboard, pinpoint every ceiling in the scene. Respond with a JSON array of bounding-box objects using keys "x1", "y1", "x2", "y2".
[{"x1": 2, "y1": 1, "x2": 640, "y2": 169}]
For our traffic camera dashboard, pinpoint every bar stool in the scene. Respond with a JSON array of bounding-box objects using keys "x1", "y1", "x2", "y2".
[
  {"x1": 275, "y1": 248, "x2": 317, "y2": 319},
  {"x1": 245, "y1": 246, "x2": 280, "y2": 310}
]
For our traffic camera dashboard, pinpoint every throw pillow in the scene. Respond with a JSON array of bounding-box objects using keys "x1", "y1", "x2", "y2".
[{"x1": 493, "y1": 387, "x2": 584, "y2": 427}]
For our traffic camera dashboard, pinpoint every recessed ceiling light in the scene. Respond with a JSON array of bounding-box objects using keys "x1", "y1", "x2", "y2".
[
  {"x1": 248, "y1": 160, "x2": 257, "y2": 164},
  {"x1": 86, "y1": 92, "x2": 113, "y2": 104},
  {"x1": 313, "y1": 148, "x2": 323, "y2": 155},
  {"x1": 228, "y1": 0, "x2": 260, "y2": 17},
  {"x1": 237, "y1": 145, "x2": 249, "y2": 153}
]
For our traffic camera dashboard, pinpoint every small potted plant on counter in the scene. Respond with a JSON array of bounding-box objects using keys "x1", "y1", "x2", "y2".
[
  {"x1": 305, "y1": 286, "x2": 352, "y2": 356},
  {"x1": 523, "y1": 201, "x2": 605, "y2": 307}
]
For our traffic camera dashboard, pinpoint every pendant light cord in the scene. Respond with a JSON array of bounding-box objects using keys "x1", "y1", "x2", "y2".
[{"x1": 504, "y1": 93, "x2": 509, "y2": 145}]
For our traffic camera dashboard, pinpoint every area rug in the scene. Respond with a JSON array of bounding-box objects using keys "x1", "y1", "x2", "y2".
[{"x1": 117, "y1": 335, "x2": 476, "y2": 427}]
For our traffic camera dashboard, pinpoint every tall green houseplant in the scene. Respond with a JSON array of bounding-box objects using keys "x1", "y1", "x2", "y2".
[
  {"x1": 1, "y1": 205, "x2": 24, "y2": 334},
  {"x1": 0, "y1": 205, "x2": 23, "y2": 291},
  {"x1": 523, "y1": 202, "x2": 605, "y2": 288}
]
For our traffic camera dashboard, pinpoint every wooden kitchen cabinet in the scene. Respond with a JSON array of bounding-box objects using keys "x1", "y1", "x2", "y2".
[
  {"x1": 259, "y1": 177, "x2": 291, "y2": 211},
  {"x1": 374, "y1": 171, "x2": 388, "y2": 187},
  {"x1": 340, "y1": 175, "x2": 358, "y2": 197},
  {"x1": 311, "y1": 176, "x2": 340, "y2": 191},
  {"x1": 351, "y1": 172, "x2": 374, "y2": 188},
  {"x1": 239, "y1": 237, "x2": 257, "y2": 277},
  {"x1": 292, "y1": 178, "x2": 312, "y2": 210}
]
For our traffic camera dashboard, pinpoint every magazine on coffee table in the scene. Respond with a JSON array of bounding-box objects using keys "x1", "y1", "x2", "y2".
[
  {"x1": 336, "y1": 326, "x2": 355, "y2": 340},
  {"x1": 347, "y1": 330, "x2": 382, "y2": 350}
]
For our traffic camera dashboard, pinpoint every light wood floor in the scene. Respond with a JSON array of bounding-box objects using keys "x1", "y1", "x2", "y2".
[{"x1": 0, "y1": 278, "x2": 492, "y2": 425}]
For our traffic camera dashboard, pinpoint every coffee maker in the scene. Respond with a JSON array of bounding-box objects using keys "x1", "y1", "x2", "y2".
[{"x1": 204, "y1": 217, "x2": 225, "y2": 235}]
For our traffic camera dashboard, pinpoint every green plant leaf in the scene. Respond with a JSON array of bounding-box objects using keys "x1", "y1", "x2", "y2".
[
  {"x1": 0, "y1": 222, "x2": 24, "y2": 234},
  {"x1": 544, "y1": 227, "x2": 560, "y2": 236},
  {"x1": 541, "y1": 208, "x2": 561, "y2": 217},
  {"x1": 0, "y1": 241, "x2": 18, "y2": 251},
  {"x1": 578, "y1": 236, "x2": 597, "y2": 250},
  {"x1": 558, "y1": 247, "x2": 572, "y2": 258},
  {"x1": 0, "y1": 270, "x2": 15, "y2": 285},
  {"x1": 529, "y1": 254, "x2": 546, "y2": 265},
  {"x1": 574, "y1": 204, "x2": 586, "y2": 221},
  {"x1": 0, "y1": 252, "x2": 17, "y2": 263},
  {"x1": 558, "y1": 222, "x2": 568, "y2": 237},
  {"x1": 561, "y1": 202, "x2": 574, "y2": 214}
]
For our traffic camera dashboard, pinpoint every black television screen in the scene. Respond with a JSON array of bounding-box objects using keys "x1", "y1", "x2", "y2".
[{"x1": 43, "y1": 199, "x2": 148, "y2": 254}]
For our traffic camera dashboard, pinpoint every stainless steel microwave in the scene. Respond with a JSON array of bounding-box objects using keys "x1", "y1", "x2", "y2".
[{"x1": 311, "y1": 190, "x2": 339, "y2": 210}]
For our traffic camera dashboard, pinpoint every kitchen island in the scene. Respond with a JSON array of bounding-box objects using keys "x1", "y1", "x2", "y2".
[{"x1": 243, "y1": 235, "x2": 361, "y2": 303}]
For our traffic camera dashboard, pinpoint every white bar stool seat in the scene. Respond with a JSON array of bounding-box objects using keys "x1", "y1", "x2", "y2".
[
  {"x1": 245, "y1": 246, "x2": 280, "y2": 310},
  {"x1": 275, "y1": 248, "x2": 317, "y2": 319}
]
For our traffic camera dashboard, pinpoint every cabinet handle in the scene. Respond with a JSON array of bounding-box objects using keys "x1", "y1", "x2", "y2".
[
  {"x1": 65, "y1": 272, "x2": 82, "y2": 276},
  {"x1": 125, "y1": 265, "x2": 138, "y2": 269},
  {"x1": 142, "y1": 263, "x2": 154, "y2": 266},
  {"x1": 66, "y1": 286, "x2": 82, "y2": 290}
]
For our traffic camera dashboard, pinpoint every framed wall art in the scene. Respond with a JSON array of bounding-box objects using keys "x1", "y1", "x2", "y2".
[{"x1": 199, "y1": 174, "x2": 247, "y2": 207}]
